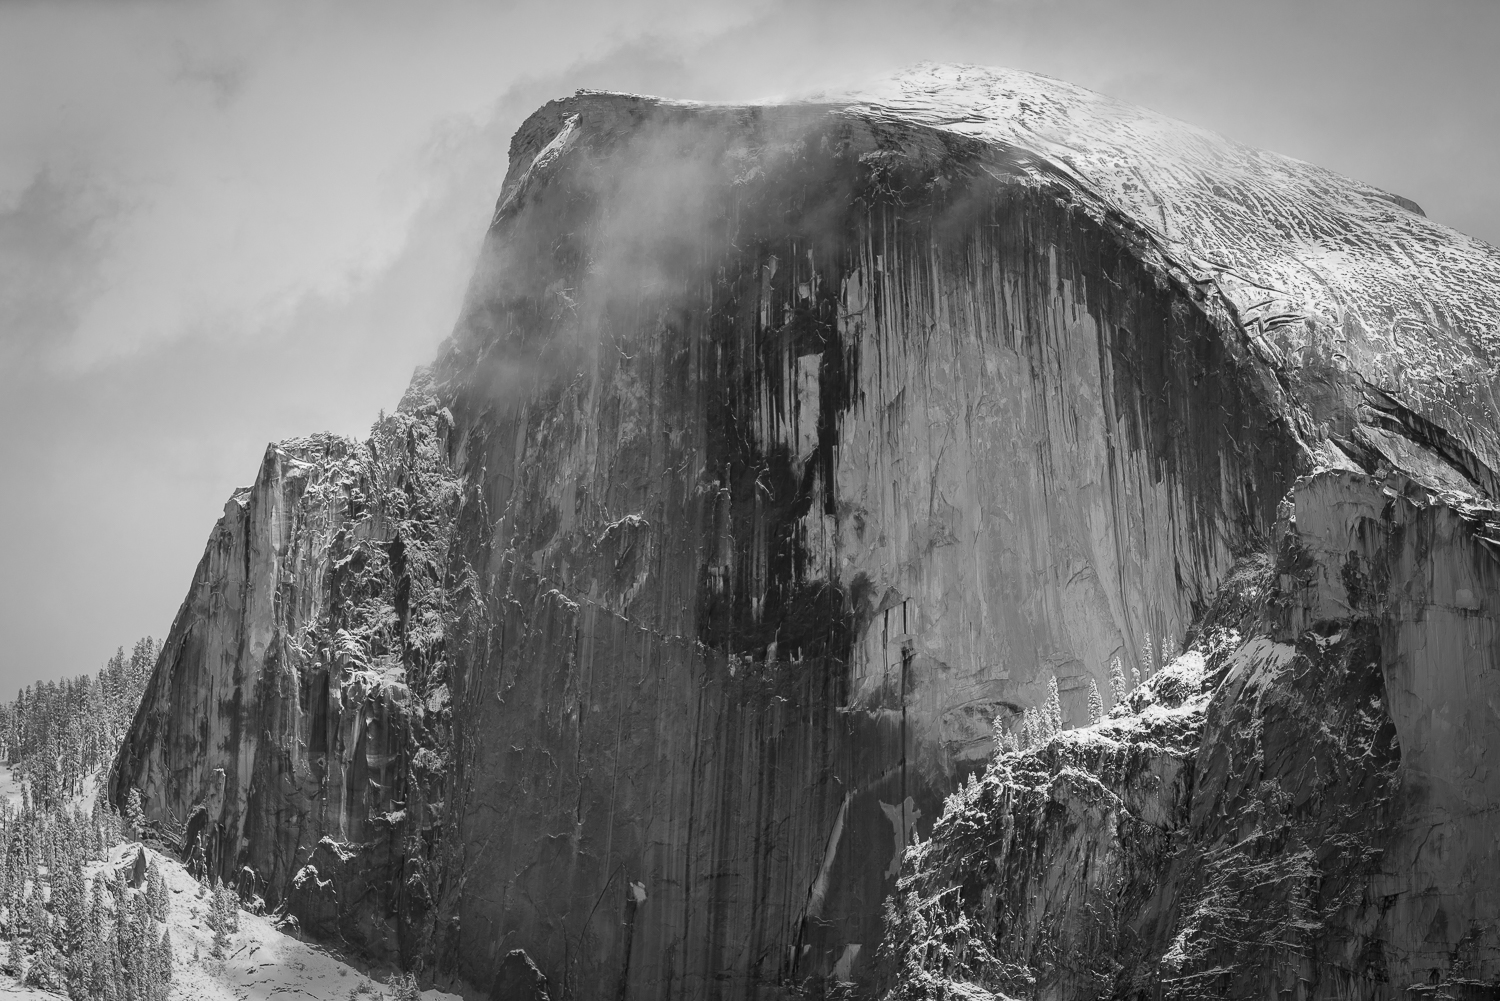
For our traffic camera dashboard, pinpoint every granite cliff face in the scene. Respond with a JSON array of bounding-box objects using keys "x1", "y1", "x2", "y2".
[
  {"x1": 110, "y1": 377, "x2": 462, "y2": 965},
  {"x1": 110, "y1": 66, "x2": 1500, "y2": 999}
]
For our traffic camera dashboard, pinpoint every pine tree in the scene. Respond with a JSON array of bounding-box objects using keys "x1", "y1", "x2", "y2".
[
  {"x1": 1087, "y1": 679, "x2": 1105, "y2": 725},
  {"x1": 4, "y1": 928, "x2": 17, "y2": 977},
  {"x1": 87, "y1": 811, "x2": 102, "y2": 860},
  {"x1": 0, "y1": 839, "x2": 13, "y2": 909},
  {"x1": 25, "y1": 891, "x2": 57, "y2": 990},
  {"x1": 124, "y1": 790, "x2": 145, "y2": 841},
  {"x1": 105, "y1": 927, "x2": 124, "y2": 1001},
  {"x1": 111, "y1": 876, "x2": 133, "y2": 991},
  {"x1": 84, "y1": 876, "x2": 107, "y2": 1001},
  {"x1": 146, "y1": 859, "x2": 167, "y2": 921},
  {"x1": 209, "y1": 879, "x2": 233, "y2": 958},
  {"x1": 105, "y1": 805, "x2": 126, "y2": 851},
  {"x1": 1108, "y1": 656, "x2": 1129, "y2": 705},
  {"x1": 1043, "y1": 675, "x2": 1063, "y2": 734},
  {"x1": 0, "y1": 635, "x2": 163, "y2": 996},
  {"x1": 57, "y1": 857, "x2": 87, "y2": 999},
  {"x1": 221, "y1": 881, "x2": 239, "y2": 933},
  {"x1": 132, "y1": 891, "x2": 153, "y2": 965},
  {"x1": 1017, "y1": 708, "x2": 1035, "y2": 750},
  {"x1": 991, "y1": 714, "x2": 1017, "y2": 756},
  {"x1": 139, "y1": 922, "x2": 161, "y2": 1001},
  {"x1": 156, "y1": 929, "x2": 173, "y2": 998},
  {"x1": 7, "y1": 929, "x2": 24, "y2": 985}
]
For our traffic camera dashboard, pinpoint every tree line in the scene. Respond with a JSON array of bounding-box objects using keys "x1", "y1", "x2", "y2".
[
  {"x1": 0, "y1": 636, "x2": 178, "y2": 998},
  {"x1": 0, "y1": 638, "x2": 158, "y2": 809},
  {"x1": 994, "y1": 646, "x2": 1164, "y2": 754},
  {"x1": 0, "y1": 797, "x2": 173, "y2": 999}
]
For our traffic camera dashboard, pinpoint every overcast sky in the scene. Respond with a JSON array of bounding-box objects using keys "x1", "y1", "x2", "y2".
[{"x1": 1, "y1": 0, "x2": 1497, "y2": 690}]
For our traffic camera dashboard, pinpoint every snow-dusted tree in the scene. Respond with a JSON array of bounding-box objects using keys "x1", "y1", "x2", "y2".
[
  {"x1": 138, "y1": 923, "x2": 164, "y2": 1001},
  {"x1": 390, "y1": 971, "x2": 422, "y2": 1000},
  {"x1": 1043, "y1": 675, "x2": 1063, "y2": 734},
  {"x1": 5, "y1": 930, "x2": 23, "y2": 983},
  {"x1": 25, "y1": 892, "x2": 58, "y2": 990},
  {"x1": 0, "y1": 845, "x2": 15, "y2": 913},
  {"x1": 156, "y1": 929, "x2": 173, "y2": 995},
  {"x1": 107, "y1": 928, "x2": 125, "y2": 1001},
  {"x1": 146, "y1": 859, "x2": 168, "y2": 921},
  {"x1": 124, "y1": 789, "x2": 146, "y2": 841},
  {"x1": 219, "y1": 881, "x2": 239, "y2": 933},
  {"x1": 1087, "y1": 679, "x2": 1105, "y2": 724},
  {"x1": 1108, "y1": 656, "x2": 1128, "y2": 705},
  {"x1": 0, "y1": 641, "x2": 157, "y2": 808},
  {"x1": 83, "y1": 876, "x2": 110, "y2": 1001},
  {"x1": 111, "y1": 876, "x2": 136, "y2": 988},
  {"x1": 991, "y1": 714, "x2": 1018, "y2": 756},
  {"x1": 56, "y1": 859, "x2": 87, "y2": 996},
  {"x1": 209, "y1": 878, "x2": 238, "y2": 957},
  {"x1": 1140, "y1": 636, "x2": 1155, "y2": 678},
  {"x1": 210, "y1": 908, "x2": 230, "y2": 959}
]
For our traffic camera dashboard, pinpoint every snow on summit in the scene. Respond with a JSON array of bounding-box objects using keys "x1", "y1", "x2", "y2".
[{"x1": 844, "y1": 64, "x2": 1500, "y2": 474}]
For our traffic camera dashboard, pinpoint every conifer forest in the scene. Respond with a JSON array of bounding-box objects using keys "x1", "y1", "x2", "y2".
[{"x1": 0, "y1": 638, "x2": 184, "y2": 999}]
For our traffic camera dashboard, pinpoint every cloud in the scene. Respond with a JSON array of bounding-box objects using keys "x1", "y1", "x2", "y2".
[
  {"x1": 0, "y1": 0, "x2": 772, "y2": 372},
  {"x1": 0, "y1": 169, "x2": 118, "y2": 368},
  {"x1": 4, "y1": 0, "x2": 1497, "y2": 375}
]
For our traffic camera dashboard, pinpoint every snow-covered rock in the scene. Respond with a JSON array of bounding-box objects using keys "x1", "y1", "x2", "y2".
[
  {"x1": 885, "y1": 469, "x2": 1500, "y2": 998},
  {"x1": 110, "y1": 65, "x2": 1500, "y2": 997}
]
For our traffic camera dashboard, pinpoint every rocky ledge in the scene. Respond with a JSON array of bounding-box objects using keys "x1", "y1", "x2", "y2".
[{"x1": 885, "y1": 469, "x2": 1500, "y2": 999}]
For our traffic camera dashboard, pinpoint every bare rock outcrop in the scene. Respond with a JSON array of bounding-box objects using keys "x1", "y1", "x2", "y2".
[
  {"x1": 885, "y1": 470, "x2": 1500, "y2": 998},
  {"x1": 110, "y1": 376, "x2": 461, "y2": 965},
  {"x1": 110, "y1": 66, "x2": 1500, "y2": 999}
]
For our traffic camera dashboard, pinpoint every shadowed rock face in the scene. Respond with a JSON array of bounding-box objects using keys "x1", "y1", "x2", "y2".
[
  {"x1": 424, "y1": 95, "x2": 1303, "y2": 999},
  {"x1": 111, "y1": 67, "x2": 1500, "y2": 999}
]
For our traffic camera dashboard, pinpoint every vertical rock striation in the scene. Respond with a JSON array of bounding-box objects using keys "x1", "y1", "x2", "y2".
[{"x1": 112, "y1": 66, "x2": 1500, "y2": 999}]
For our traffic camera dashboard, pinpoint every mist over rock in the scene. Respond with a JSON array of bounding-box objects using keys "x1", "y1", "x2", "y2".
[{"x1": 110, "y1": 65, "x2": 1500, "y2": 999}]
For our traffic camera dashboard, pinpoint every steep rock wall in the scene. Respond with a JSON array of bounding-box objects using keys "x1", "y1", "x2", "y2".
[
  {"x1": 111, "y1": 67, "x2": 1500, "y2": 1000},
  {"x1": 110, "y1": 380, "x2": 461, "y2": 963},
  {"x1": 427, "y1": 96, "x2": 1296, "y2": 997}
]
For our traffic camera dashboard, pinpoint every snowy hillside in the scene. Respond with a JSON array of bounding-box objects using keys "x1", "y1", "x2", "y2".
[
  {"x1": 0, "y1": 844, "x2": 465, "y2": 1001},
  {"x1": 0, "y1": 632, "x2": 475, "y2": 1001}
]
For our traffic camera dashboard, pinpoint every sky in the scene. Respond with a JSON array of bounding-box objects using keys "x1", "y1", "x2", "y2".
[{"x1": 1, "y1": 0, "x2": 1497, "y2": 690}]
